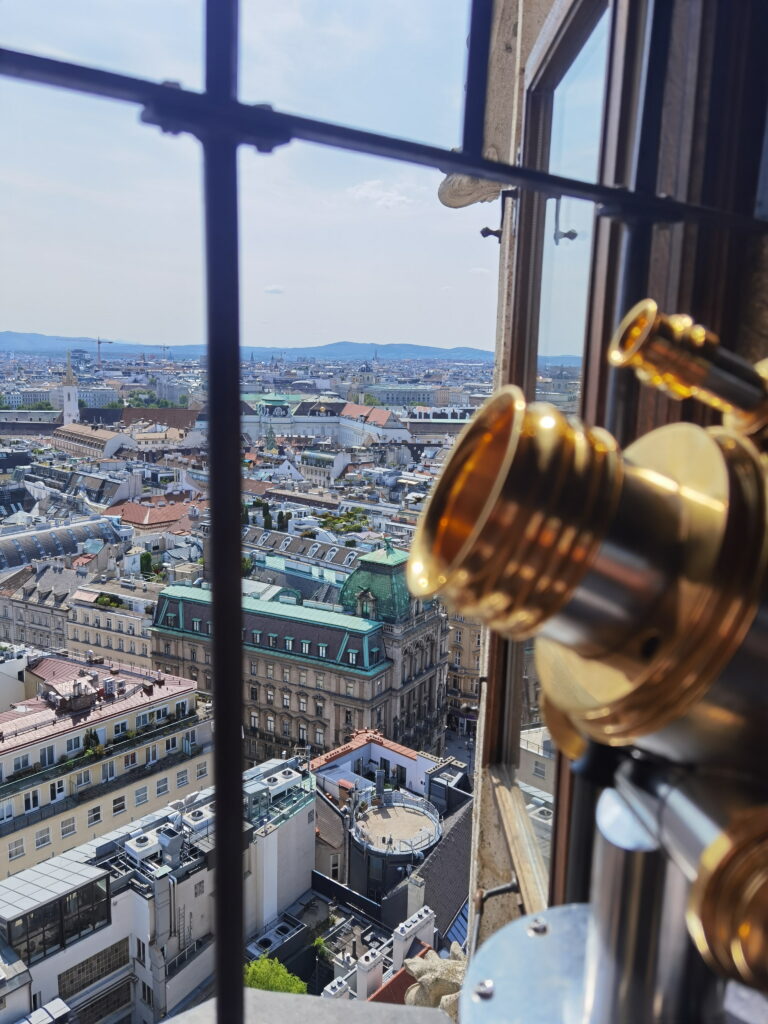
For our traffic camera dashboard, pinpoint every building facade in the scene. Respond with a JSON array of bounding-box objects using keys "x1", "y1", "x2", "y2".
[
  {"x1": 445, "y1": 613, "x2": 483, "y2": 738},
  {"x1": 0, "y1": 755, "x2": 314, "y2": 1023},
  {"x1": 0, "y1": 657, "x2": 212, "y2": 875},
  {"x1": 67, "y1": 579, "x2": 163, "y2": 671},
  {"x1": 151, "y1": 546, "x2": 449, "y2": 763}
]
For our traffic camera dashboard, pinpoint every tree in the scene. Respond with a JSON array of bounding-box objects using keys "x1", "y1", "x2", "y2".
[
  {"x1": 140, "y1": 552, "x2": 153, "y2": 577},
  {"x1": 363, "y1": 394, "x2": 381, "y2": 406},
  {"x1": 276, "y1": 510, "x2": 285, "y2": 531},
  {"x1": 243, "y1": 957, "x2": 307, "y2": 994},
  {"x1": 263, "y1": 505, "x2": 273, "y2": 530},
  {"x1": 179, "y1": 394, "x2": 189, "y2": 406},
  {"x1": 241, "y1": 555, "x2": 252, "y2": 577},
  {"x1": 241, "y1": 501, "x2": 249, "y2": 526}
]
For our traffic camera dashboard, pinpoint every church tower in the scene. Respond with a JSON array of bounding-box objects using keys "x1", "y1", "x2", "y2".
[{"x1": 62, "y1": 351, "x2": 79, "y2": 425}]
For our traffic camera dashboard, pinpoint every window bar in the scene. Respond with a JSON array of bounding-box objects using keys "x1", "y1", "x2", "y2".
[
  {"x1": 462, "y1": 0, "x2": 494, "y2": 157},
  {"x1": 202, "y1": 1, "x2": 244, "y2": 1021},
  {"x1": 1, "y1": 47, "x2": 766, "y2": 234}
]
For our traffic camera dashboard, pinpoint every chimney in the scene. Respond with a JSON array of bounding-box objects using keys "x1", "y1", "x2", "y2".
[
  {"x1": 321, "y1": 978, "x2": 351, "y2": 1000},
  {"x1": 391, "y1": 905, "x2": 436, "y2": 971},
  {"x1": 407, "y1": 874, "x2": 426, "y2": 918},
  {"x1": 355, "y1": 947, "x2": 385, "y2": 999}
]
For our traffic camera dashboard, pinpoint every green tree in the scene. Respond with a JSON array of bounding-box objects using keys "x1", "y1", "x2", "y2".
[
  {"x1": 363, "y1": 394, "x2": 381, "y2": 406},
  {"x1": 140, "y1": 552, "x2": 153, "y2": 577},
  {"x1": 312, "y1": 937, "x2": 331, "y2": 962},
  {"x1": 241, "y1": 501, "x2": 249, "y2": 526},
  {"x1": 276, "y1": 510, "x2": 285, "y2": 531},
  {"x1": 263, "y1": 505, "x2": 273, "y2": 530},
  {"x1": 241, "y1": 555, "x2": 252, "y2": 577},
  {"x1": 243, "y1": 957, "x2": 307, "y2": 994},
  {"x1": 179, "y1": 394, "x2": 189, "y2": 406}
]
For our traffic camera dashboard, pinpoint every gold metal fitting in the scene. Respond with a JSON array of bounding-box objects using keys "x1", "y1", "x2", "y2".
[
  {"x1": 407, "y1": 387, "x2": 622, "y2": 640},
  {"x1": 689, "y1": 806, "x2": 768, "y2": 990},
  {"x1": 409, "y1": 303, "x2": 768, "y2": 770},
  {"x1": 609, "y1": 298, "x2": 768, "y2": 433}
]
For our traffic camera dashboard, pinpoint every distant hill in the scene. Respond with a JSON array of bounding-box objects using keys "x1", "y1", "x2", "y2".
[
  {"x1": 0, "y1": 331, "x2": 496, "y2": 363},
  {"x1": 537, "y1": 354, "x2": 583, "y2": 367}
]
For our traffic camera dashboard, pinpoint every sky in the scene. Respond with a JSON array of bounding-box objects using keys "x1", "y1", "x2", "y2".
[{"x1": 0, "y1": 2, "x2": 503, "y2": 351}]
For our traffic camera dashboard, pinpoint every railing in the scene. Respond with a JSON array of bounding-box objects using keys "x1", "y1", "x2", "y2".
[
  {"x1": 351, "y1": 791, "x2": 442, "y2": 854},
  {"x1": 0, "y1": 711, "x2": 204, "y2": 799},
  {"x1": 166, "y1": 934, "x2": 214, "y2": 979},
  {"x1": 250, "y1": 783, "x2": 315, "y2": 831}
]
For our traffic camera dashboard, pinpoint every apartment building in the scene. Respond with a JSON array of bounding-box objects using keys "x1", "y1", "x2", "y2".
[
  {"x1": 151, "y1": 545, "x2": 449, "y2": 763},
  {"x1": 67, "y1": 579, "x2": 164, "y2": 671},
  {"x1": 0, "y1": 657, "x2": 212, "y2": 874},
  {"x1": 0, "y1": 756, "x2": 314, "y2": 1023},
  {"x1": 445, "y1": 613, "x2": 483, "y2": 738},
  {"x1": 0, "y1": 566, "x2": 82, "y2": 654}
]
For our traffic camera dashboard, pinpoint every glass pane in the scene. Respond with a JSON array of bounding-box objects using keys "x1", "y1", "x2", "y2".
[
  {"x1": 240, "y1": 1, "x2": 471, "y2": 147},
  {"x1": 0, "y1": 1, "x2": 203, "y2": 88},
  {"x1": 549, "y1": 11, "x2": 609, "y2": 182},
  {"x1": 527, "y1": 10, "x2": 610, "y2": 872}
]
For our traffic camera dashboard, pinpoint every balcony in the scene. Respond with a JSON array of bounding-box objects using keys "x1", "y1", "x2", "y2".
[{"x1": 0, "y1": 710, "x2": 204, "y2": 797}]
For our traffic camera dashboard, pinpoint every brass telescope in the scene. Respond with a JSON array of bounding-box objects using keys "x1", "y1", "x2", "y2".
[{"x1": 410, "y1": 299, "x2": 768, "y2": 993}]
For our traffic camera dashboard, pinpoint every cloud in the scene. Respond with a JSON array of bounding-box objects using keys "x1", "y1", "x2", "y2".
[
  {"x1": 264, "y1": 285, "x2": 285, "y2": 294},
  {"x1": 348, "y1": 179, "x2": 416, "y2": 209}
]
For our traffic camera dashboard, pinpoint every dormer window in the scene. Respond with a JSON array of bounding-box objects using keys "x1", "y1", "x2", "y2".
[
  {"x1": 308, "y1": 544, "x2": 320, "y2": 557},
  {"x1": 326, "y1": 548, "x2": 338, "y2": 561}
]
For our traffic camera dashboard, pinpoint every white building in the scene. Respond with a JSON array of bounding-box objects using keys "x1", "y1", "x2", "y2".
[{"x1": 0, "y1": 756, "x2": 315, "y2": 1023}]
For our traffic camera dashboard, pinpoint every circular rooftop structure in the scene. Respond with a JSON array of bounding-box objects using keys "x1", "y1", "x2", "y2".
[{"x1": 353, "y1": 795, "x2": 441, "y2": 855}]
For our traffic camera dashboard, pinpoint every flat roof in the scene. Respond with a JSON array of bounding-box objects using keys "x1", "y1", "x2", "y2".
[{"x1": 0, "y1": 858, "x2": 106, "y2": 919}]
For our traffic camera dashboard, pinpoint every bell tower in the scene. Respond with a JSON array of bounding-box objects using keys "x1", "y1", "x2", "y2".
[{"x1": 61, "y1": 351, "x2": 79, "y2": 425}]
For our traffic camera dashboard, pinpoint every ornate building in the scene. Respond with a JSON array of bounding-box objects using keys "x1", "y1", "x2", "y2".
[{"x1": 150, "y1": 544, "x2": 450, "y2": 763}]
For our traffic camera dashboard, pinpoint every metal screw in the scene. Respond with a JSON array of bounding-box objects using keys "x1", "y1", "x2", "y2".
[
  {"x1": 527, "y1": 917, "x2": 548, "y2": 936},
  {"x1": 473, "y1": 979, "x2": 495, "y2": 1001}
]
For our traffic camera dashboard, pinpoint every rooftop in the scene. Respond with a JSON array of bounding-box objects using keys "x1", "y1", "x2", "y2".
[{"x1": 159, "y1": 583, "x2": 382, "y2": 634}]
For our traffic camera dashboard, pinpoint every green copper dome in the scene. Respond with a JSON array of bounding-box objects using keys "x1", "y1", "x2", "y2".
[{"x1": 340, "y1": 542, "x2": 414, "y2": 623}]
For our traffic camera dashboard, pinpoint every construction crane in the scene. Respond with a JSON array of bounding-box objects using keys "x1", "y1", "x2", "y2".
[{"x1": 83, "y1": 336, "x2": 114, "y2": 368}]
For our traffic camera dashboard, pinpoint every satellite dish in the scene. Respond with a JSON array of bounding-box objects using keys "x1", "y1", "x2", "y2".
[
  {"x1": 183, "y1": 791, "x2": 200, "y2": 807},
  {"x1": 169, "y1": 800, "x2": 185, "y2": 811}
]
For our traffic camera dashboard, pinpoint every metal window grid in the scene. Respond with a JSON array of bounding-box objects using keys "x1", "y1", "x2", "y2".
[{"x1": 1, "y1": 2, "x2": 766, "y2": 1022}]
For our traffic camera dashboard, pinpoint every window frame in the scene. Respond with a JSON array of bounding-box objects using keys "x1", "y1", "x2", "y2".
[{"x1": 3, "y1": 5, "x2": 764, "y2": 1019}]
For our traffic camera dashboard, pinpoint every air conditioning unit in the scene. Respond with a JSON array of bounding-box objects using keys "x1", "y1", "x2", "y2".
[
  {"x1": 182, "y1": 805, "x2": 215, "y2": 833},
  {"x1": 125, "y1": 830, "x2": 162, "y2": 862},
  {"x1": 531, "y1": 806, "x2": 554, "y2": 823},
  {"x1": 265, "y1": 767, "x2": 301, "y2": 798}
]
